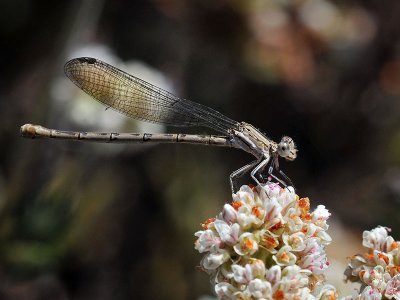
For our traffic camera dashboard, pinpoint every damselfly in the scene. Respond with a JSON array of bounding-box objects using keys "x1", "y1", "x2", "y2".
[{"x1": 21, "y1": 57, "x2": 297, "y2": 192}]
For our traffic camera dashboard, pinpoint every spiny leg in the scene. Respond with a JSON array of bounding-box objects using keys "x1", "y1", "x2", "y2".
[
  {"x1": 267, "y1": 156, "x2": 288, "y2": 187},
  {"x1": 230, "y1": 159, "x2": 260, "y2": 194},
  {"x1": 278, "y1": 170, "x2": 295, "y2": 190},
  {"x1": 250, "y1": 155, "x2": 271, "y2": 188},
  {"x1": 267, "y1": 156, "x2": 295, "y2": 191}
]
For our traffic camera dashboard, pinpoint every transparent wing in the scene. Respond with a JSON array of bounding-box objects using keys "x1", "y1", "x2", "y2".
[{"x1": 64, "y1": 57, "x2": 238, "y2": 133}]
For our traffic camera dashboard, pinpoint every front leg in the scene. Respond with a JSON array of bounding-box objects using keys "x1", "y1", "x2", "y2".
[{"x1": 267, "y1": 155, "x2": 295, "y2": 190}]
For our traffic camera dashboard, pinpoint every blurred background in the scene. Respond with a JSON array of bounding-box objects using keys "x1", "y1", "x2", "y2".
[{"x1": 0, "y1": 0, "x2": 399, "y2": 299}]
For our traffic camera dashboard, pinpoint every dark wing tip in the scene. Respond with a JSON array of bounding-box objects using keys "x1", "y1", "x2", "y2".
[
  {"x1": 67, "y1": 57, "x2": 97, "y2": 64},
  {"x1": 77, "y1": 57, "x2": 97, "y2": 64},
  {"x1": 64, "y1": 56, "x2": 97, "y2": 73},
  {"x1": 64, "y1": 57, "x2": 99, "y2": 84}
]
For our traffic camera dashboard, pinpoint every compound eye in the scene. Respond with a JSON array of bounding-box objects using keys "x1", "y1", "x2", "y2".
[{"x1": 279, "y1": 143, "x2": 289, "y2": 156}]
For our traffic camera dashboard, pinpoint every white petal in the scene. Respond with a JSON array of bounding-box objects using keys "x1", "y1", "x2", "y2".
[
  {"x1": 214, "y1": 220, "x2": 240, "y2": 246},
  {"x1": 222, "y1": 203, "x2": 238, "y2": 223},
  {"x1": 248, "y1": 279, "x2": 272, "y2": 298},
  {"x1": 202, "y1": 250, "x2": 230, "y2": 270}
]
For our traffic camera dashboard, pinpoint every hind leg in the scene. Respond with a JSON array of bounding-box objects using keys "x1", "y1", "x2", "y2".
[{"x1": 229, "y1": 159, "x2": 260, "y2": 194}]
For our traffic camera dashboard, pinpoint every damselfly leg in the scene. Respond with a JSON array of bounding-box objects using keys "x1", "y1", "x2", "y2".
[
  {"x1": 229, "y1": 159, "x2": 261, "y2": 194},
  {"x1": 266, "y1": 155, "x2": 295, "y2": 190}
]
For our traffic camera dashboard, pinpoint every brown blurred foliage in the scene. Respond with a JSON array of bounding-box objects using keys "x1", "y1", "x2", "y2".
[{"x1": 0, "y1": 0, "x2": 399, "y2": 299}]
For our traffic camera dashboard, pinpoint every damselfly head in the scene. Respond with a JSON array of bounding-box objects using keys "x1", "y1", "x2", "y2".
[{"x1": 277, "y1": 136, "x2": 297, "y2": 161}]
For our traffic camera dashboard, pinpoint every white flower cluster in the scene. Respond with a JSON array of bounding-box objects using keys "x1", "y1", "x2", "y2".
[
  {"x1": 194, "y1": 183, "x2": 336, "y2": 299},
  {"x1": 344, "y1": 226, "x2": 400, "y2": 300}
]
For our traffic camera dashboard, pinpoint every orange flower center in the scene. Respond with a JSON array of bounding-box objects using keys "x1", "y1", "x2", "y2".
[
  {"x1": 298, "y1": 197, "x2": 310, "y2": 210},
  {"x1": 262, "y1": 236, "x2": 278, "y2": 249},
  {"x1": 244, "y1": 238, "x2": 254, "y2": 250},
  {"x1": 252, "y1": 206, "x2": 262, "y2": 218},
  {"x1": 280, "y1": 251, "x2": 289, "y2": 263},
  {"x1": 232, "y1": 201, "x2": 242, "y2": 210},
  {"x1": 391, "y1": 241, "x2": 399, "y2": 249},
  {"x1": 378, "y1": 253, "x2": 389, "y2": 264},
  {"x1": 270, "y1": 221, "x2": 284, "y2": 231},
  {"x1": 273, "y1": 290, "x2": 285, "y2": 300},
  {"x1": 201, "y1": 218, "x2": 215, "y2": 229}
]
